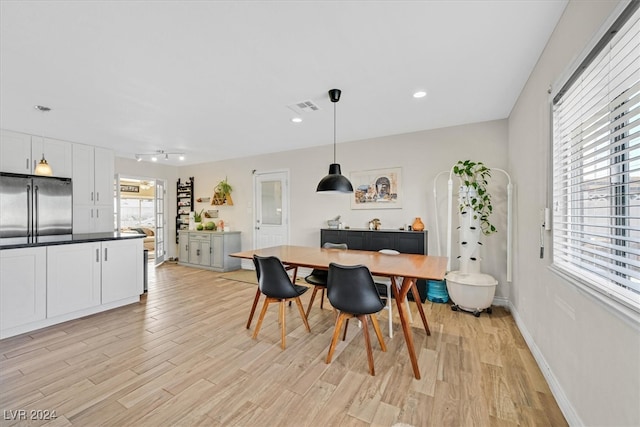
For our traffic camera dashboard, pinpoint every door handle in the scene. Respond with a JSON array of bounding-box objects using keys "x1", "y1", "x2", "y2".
[
  {"x1": 104, "y1": 247, "x2": 108, "y2": 261},
  {"x1": 96, "y1": 248, "x2": 100, "y2": 262},
  {"x1": 91, "y1": 191, "x2": 94, "y2": 201},
  {"x1": 197, "y1": 249, "x2": 200, "y2": 256}
]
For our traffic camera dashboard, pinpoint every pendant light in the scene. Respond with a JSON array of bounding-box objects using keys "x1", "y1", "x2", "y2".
[
  {"x1": 316, "y1": 88, "x2": 353, "y2": 193},
  {"x1": 34, "y1": 105, "x2": 53, "y2": 176}
]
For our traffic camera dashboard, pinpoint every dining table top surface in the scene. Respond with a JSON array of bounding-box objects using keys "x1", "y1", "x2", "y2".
[{"x1": 230, "y1": 244, "x2": 447, "y2": 281}]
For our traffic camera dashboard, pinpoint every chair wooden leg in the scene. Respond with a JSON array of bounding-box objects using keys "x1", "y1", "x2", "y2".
[
  {"x1": 246, "y1": 288, "x2": 261, "y2": 329},
  {"x1": 359, "y1": 315, "x2": 375, "y2": 376},
  {"x1": 342, "y1": 318, "x2": 349, "y2": 341},
  {"x1": 294, "y1": 297, "x2": 311, "y2": 332},
  {"x1": 326, "y1": 312, "x2": 347, "y2": 364},
  {"x1": 320, "y1": 288, "x2": 325, "y2": 309},
  {"x1": 280, "y1": 299, "x2": 286, "y2": 349},
  {"x1": 252, "y1": 297, "x2": 271, "y2": 339},
  {"x1": 370, "y1": 312, "x2": 387, "y2": 352},
  {"x1": 305, "y1": 286, "x2": 319, "y2": 318}
]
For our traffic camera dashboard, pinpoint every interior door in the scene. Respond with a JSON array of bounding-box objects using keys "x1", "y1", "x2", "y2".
[
  {"x1": 254, "y1": 171, "x2": 289, "y2": 249},
  {"x1": 155, "y1": 179, "x2": 166, "y2": 265}
]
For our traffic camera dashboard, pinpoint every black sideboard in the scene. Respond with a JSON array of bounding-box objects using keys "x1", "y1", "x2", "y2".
[
  {"x1": 320, "y1": 228, "x2": 427, "y2": 255},
  {"x1": 320, "y1": 228, "x2": 428, "y2": 301}
]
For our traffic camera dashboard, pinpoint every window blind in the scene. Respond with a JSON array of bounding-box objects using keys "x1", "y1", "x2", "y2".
[{"x1": 552, "y1": 4, "x2": 640, "y2": 309}]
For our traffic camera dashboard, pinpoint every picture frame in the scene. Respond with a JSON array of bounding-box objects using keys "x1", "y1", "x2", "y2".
[{"x1": 350, "y1": 167, "x2": 402, "y2": 209}]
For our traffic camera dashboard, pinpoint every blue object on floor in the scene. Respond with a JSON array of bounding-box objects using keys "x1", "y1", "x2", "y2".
[{"x1": 427, "y1": 279, "x2": 449, "y2": 303}]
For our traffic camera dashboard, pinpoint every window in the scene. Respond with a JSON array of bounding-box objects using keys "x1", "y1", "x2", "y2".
[{"x1": 552, "y1": 2, "x2": 640, "y2": 311}]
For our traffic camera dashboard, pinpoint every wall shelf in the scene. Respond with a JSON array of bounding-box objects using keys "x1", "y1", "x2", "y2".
[{"x1": 176, "y1": 177, "x2": 194, "y2": 244}]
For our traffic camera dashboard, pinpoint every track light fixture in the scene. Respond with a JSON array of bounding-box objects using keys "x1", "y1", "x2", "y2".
[{"x1": 134, "y1": 150, "x2": 185, "y2": 162}]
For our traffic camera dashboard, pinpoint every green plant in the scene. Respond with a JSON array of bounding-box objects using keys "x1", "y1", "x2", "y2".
[
  {"x1": 213, "y1": 177, "x2": 234, "y2": 205},
  {"x1": 216, "y1": 177, "x2": 232, "y2": 195},
  {"x1": 194, "y1": 209, "x2": 204, "y2": 222},
  {"x1": 453, "y1": 160, "x2": 496, "y2": 235}
]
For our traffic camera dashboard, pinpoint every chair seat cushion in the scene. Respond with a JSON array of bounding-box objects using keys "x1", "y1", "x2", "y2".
[
  {"x1": 305, "y1": 273, "x2": 328, "y2": 286},
  {"x1": 293, "y1": 284, "x2": 309, "y2": 296}
]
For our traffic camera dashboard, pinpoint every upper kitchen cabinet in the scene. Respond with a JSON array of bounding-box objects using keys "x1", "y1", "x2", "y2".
[
  {"x1": 0, "y1": 129, "x2": 72, "y2": 177},
  {"x1": 72, "y1": 144, "x2": 115, "y2": 233}
]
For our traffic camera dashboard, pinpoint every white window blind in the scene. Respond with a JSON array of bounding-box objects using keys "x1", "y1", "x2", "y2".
[{"x1": 552, "y1": 3, "x2": 640, "y2": 310}]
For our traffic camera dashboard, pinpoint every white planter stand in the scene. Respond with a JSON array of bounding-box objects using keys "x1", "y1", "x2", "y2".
[{"x1": 445, "y1": 185, "x2": 497, "y2": 317}]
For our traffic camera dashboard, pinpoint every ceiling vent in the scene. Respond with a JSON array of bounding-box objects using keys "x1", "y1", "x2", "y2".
[{"x1": 287, "y1": 100, "x2": 321, "y2": 115}]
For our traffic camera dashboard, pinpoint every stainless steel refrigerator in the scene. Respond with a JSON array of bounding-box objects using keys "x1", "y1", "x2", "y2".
[{"x1": 0, "y1": 173, "x2": 73, "y2": 245}]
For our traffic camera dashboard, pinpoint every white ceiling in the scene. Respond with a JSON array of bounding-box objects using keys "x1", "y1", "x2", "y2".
[{"x1": 0, "y1": 0, "x2": 567, "y2": 166}]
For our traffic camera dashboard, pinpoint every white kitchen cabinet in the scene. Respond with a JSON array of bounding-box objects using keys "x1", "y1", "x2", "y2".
[
  {"x1": 47, "y1": 242, "x2": 101, "y2": 317},
  {"x1": 102, "y1": 238, "x2": 143, "y2": 304},
  {"x1": 0, "y1": 247, "x2": 46, "y2": 331},
  {"x1": 72, "y1": 144, "x2": 115, "y2": 233},
  {"x1": 46, "y1": 238, "x2": 142, "y2": 319},
  {"x1": 179, "y1": 231, "x2": 241, "y2": 272},
  {"x1": 0, "y1": 129, "x2": 72, "y2": 177}
]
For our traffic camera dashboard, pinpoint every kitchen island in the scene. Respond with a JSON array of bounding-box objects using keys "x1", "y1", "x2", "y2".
[{"x1": 0, "y1": 232, "x2": 145, "y2": 339}]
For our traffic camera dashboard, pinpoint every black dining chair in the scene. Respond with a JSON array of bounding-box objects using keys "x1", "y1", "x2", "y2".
[
  {"x1": 325, "y1": 262, "x2": 387, "y2": 376},
  {"x1": 304, "y1": 242, "x2": 348, "y2": 317},
  {"x1": 252, "y1": 255, "x2": 310, "y2": 349},
  {"x1": 246, "y1": 257, "x2": 298, "y2": 329}
]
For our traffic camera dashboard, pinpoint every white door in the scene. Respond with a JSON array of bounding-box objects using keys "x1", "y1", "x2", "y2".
[
  {"x1": 155, "y1": 179, "x2": 166, "y2": 265},
  {"x1": 254, "y1": 171, "x2": 289, "y2": 249}
]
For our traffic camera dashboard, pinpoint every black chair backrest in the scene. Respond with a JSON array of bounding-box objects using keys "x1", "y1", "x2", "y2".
[
  {"x1": 252, "y1": 255, "x2": 261, "y2": 281},
  {"x1": 327, "y1": 263, "x2": 385, "y2": 315},
  {"x1": 253, "y1": 255, "x2": 299, "y2": 299}
]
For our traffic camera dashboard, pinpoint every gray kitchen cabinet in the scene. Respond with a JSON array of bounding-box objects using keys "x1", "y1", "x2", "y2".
[{"x1": 178, "y1": 230, "x2": 241, "y2": 272}]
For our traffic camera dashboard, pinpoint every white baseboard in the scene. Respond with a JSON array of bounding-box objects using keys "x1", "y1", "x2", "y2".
[{"x1": 508, "y1": 301, "x2": 582, "y2": 427}]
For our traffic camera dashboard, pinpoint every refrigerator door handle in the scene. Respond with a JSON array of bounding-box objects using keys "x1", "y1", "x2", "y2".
[
  {"x1": 34, "y1": 185, "x2": 39, "y2": 239},
  {"x1": 26, "y1": 183, "x2": 32, "y2": 239}
]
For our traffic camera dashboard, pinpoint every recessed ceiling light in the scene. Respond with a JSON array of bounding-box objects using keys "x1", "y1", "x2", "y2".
[
  {"x1": 291, "y1": 117, "x2": 302, "y2": 123},
  {"x1": 151, "y1": 156, "x2": 157, "y2": 162},
  {"x1": 179, "y1": 155, "x2": 185, "y2": 161},
  {"x1": 413, "y1": 91, "x2": 427, "y2": 98}
]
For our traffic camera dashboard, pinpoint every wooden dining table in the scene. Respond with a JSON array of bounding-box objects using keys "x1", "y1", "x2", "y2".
[{"x1": 230, "y1": 245, "x2": 447, "y2": 379}]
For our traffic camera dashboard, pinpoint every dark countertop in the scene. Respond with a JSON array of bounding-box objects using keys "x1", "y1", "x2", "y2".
[{"x1": 0, "y1": 232, "x2": 145, "y2": 250}]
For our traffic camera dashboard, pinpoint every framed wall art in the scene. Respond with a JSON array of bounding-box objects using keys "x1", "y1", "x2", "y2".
[{"x1": 350, "y1": 167, "x2": 402, "y2": 209}]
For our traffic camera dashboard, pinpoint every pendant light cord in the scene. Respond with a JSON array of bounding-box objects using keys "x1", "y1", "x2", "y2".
[{"x1": 333, "y1": 101, "x2": 337, "y2": 164}]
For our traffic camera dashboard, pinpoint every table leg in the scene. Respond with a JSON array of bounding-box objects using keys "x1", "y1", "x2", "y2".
[
  {"x1": 246, "y1": 288, "x2": 261, "y2": 329},
  {"x1": 410, "y1": 281, "x2": 430, "y2": 335},
  {"x1": 392, "y1": 276, "x2": 421, "y2": 379}
]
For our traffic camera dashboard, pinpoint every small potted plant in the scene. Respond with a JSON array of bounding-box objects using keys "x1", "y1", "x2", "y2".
[
  {"x1": 212, "y1": 177, "x2": 233, "y2": 205},
  {"x1": 193, "y1": 209, "x2": 204, "y2": 223}
]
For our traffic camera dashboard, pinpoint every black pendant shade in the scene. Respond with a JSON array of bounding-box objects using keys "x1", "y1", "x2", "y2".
[
  {"x1": 317, "y1": 89, "x2": 353, "y2": 193},
  {"x1": 316, "y1": 163, "x2": 354, "y2": 193}
]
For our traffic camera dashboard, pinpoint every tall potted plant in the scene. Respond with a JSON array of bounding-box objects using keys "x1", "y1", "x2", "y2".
[{"x1": 445, "y1": 160, "x2": 498, "y2": 316}]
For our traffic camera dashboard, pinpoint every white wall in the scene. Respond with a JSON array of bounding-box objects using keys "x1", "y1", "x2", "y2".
[
  {"x1": 508, "y1": 1, "x2": 640, "y2": 425},
  {"x1": 178, "y1": 119, "x2": 510, "y2": 296}
]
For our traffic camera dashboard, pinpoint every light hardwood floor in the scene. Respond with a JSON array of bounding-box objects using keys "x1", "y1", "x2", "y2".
[{"x1": 0, "y1": 263, "x2": 567, "y2": 426}]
